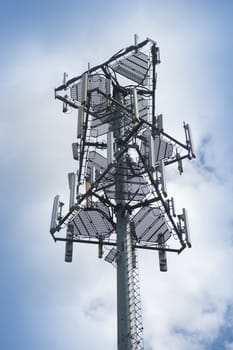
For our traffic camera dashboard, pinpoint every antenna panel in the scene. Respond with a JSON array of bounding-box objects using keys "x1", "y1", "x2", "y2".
[
  {"x1": 81, "y1": 73, "x2": 88, "y2": 104},
  {"x1": 90, "y1": 109, "x2": 128, "y2": 136},
  {"x1": 98, "y1": 239, "x2": 103, "y2": 258},
  {"x1": 70, "y1": 74, "x2": 110, "y2": 112},
  {"x1": 63, "y1": 72, "x2": 68, "y2": 85},
  {"x1": 183, "y1": 208, "x2": 191, "y2": 248},
  {"x1": 103, "y1": 158, "x2": 150, "y2": 201},
  {"x1": 125, "y1": 94, "x2": 149, "y2": 121},
  {"x1": 160, "y1": 160, "x2": 167, "y2": 197},
  {"x1": 137, "y1": 96, "x2": 149, "y2": 121},
  {"x1": 68, "y1": 173, "x2": 76, "y2": 209},
  {"x1": 157, "y1": 234, "x2": 168, "y2": 272},
  {"x1": 111, "y1": 51, "x2": 149, "y2": 85},
  {"x1": 70, "y1": 202, "x2": 114, "y2": 239},
  {"x1": 86, "y1": 151, "x2": 108, "y2": 179},
  {"x1": 177, "y1": 153, "x2": 183, "y2": 174},
  {"x1": 77, "y1": 106, "x2": 84, "y2": 138},
  {"x1": 157, "y1": 114, "x2": 163, "y2": 132},
  {"x1": 105, "y1": 248, "x2": 117, "y2": 264},
  {"x1": 90, "y1": 118, "x2": 110, "y2": 136},
  {"x1": 89, "y1": 75, "x2": 110, "y2": 112},
  {"x1": 184, "y1": 123, "x2": 195, "y2": 158},
  {"x1": 149, "y1": 135, "x2": 155, "y2": 169},
  {"x1": 132, "y1": 207, "x2": 171, "y2": 243},
  {"x1": 107, "y1": 131, "x2": 114, "y2": 164},
  {"x1": 90, "y1": 94, "x2": 149, "y2": 137},
  {"x1": 158, "y1": 249, "x2": 167, "y2": 272},
  {"x1": 155, "y1": 135, "x2": 173, "y2": 162},
  {"x1": 70, "y1": 82, "x2": 80, "y2": 101},
  {"x1": 65, "y1": 224, "x2": 74, "y2": 263},
  {"x1": 171, "y1": 197, "x2": 176, "y2": 217},
  {"x1": 132, "y1": 88, "x2": 139, "y2": 120},
  {"x1": 72, "y1": 143, "x2": 79, "y2": 161},
  {"x1": 140, "y1": 130, "x2": 174, "y2": 166},
  {"x1": 105, "y1": 174, "x2": 150, "y2": 202},
  {"x1": 50, "y1": 195, "x2": 60, "y2": 233},
  {"x1": 90, "y1": 165, "x2": 96, "y2": 183}
]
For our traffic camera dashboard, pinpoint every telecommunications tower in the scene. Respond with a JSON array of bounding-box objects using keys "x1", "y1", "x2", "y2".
[{"x1": 50, "y1": 36, "x2": 195, "y2": 350}]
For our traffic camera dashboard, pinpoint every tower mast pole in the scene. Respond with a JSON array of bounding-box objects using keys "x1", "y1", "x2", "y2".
[{"x1": 114, "y1": 88, "x2": 137, "y2": 350}]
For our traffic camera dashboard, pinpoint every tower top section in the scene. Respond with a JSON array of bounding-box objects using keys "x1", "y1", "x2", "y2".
[{"x1": 50, "y1": 37, "x2": 195, "y2": 267}]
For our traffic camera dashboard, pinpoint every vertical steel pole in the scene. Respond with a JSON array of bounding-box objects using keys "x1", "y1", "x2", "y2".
[{"x1": 114, "y1": 89, "x2": 137, "y2": 350}]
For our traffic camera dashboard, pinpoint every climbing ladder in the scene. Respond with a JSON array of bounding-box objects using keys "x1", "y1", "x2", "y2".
[{"x1": 125, "y1": 231, "x2": 144, "y2": 350}]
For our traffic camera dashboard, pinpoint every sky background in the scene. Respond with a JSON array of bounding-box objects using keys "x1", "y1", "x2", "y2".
[{"x1": 1, "y1": 0, "x2": 233, "y2": 349}]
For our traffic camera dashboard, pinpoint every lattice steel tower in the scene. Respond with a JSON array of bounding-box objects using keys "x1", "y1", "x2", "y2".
[{"x1": 50, "y1": 36, "x2": 195, "y2": 350}]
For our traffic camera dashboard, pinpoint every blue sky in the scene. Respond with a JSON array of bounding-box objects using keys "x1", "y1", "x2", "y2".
[{"x1": 1, "y1": 1, "x2": 233, "y2": 349}]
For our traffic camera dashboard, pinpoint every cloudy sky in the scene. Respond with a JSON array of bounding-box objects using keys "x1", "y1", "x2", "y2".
[{"x1": 1, "y1": 0, "x2": 233, "y2": 349}]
